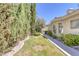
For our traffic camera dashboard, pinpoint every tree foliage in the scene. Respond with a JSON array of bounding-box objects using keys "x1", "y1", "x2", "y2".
[
  {"x1": 0, "y1": 3, "x2": 36, "y2": 54},
  {"x1": 35, "y1": 17, "x2": 45, "y2": 32},
  {"x1": 30, "y1": 3, "x2": 36, "y2": 35}
]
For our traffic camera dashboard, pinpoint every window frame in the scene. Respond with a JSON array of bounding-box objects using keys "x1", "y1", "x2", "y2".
[
  {"x1": 58, "y1": 23, "x2": 63, "y2": 33},
  {"x1": 70, "y1": 19, "x2": 79, "y2": 29}
]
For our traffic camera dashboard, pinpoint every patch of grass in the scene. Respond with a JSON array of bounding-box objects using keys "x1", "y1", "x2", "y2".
[{"x1": 14, "y1": 35, "x2": 65, "y2": 56}]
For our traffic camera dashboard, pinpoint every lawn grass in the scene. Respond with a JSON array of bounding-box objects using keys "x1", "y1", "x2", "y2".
[{"x1": 14, "y1": 35, "x2": 65, "y2": 56}]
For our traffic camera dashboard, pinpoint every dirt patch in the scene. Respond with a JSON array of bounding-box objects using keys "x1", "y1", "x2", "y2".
[
  {"x1": 32, "y1": 45, "x2": 47, "y2": 52},
  {"x1": 23, "y1": 50, "x2": 32, "y2": 56}
]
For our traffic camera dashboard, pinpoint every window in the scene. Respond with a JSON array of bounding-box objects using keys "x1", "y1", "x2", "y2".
[
  {"x1": 53, "y1": 25, "x2": 56, "y2": 34},
  {"x1": 71, "y1": 19, "x2": 79, "y2": 29},
  {"x1": 58, "y1": 23, "x2": 63, "y2": 33}
]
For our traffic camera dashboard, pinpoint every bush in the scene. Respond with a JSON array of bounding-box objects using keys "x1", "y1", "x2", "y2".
[
  {"x1": 47, "y1": 31, "x2": 52, "y2": 36},
  {"x1": 52, "y1": 34, "x2": 58, "y2": 39},
  {"x1": 46, "y1": 31, "x2": 58, "y2": 39},
  {"x1": 57, "y1": 34, "x2": 64, "y2": 41},
  {"x1": 33, "y1": 32, "x2": 41, "y2": 36},
  {"x1": 60, "y1": 34, "x2": 79, "y2": 46}
]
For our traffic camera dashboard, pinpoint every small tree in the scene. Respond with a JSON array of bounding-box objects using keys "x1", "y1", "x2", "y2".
[{"x1": 35, "y1": 17, "x2": 45, "y2": 32}]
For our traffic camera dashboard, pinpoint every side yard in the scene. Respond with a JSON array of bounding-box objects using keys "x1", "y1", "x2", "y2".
[{"x1": 14, "y1": 35, "x2": 65, "y2": 56}]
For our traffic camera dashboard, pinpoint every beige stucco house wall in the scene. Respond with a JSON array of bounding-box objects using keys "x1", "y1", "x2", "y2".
[
  {"x1": 50, "y1": 9, "x2": 79, "y2": 35},
  {"x1": 63, "y1": 14, "x2": 79, "y2": 34}
]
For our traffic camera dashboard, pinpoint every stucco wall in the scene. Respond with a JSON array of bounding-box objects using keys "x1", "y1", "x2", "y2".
[
  {"x1": 63, "y1": 14, "x2": 79, "y2": 34},
  {"x1": 49, "y1": 10, "x2": 79, "y2": 35}
]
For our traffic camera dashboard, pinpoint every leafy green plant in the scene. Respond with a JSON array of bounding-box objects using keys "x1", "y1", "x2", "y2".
[
  {"x1": 47, "y1": 31, "x2": 52, "y2": 36},
  {"x1": 52, "y1": 34, "x2": 58, "y2": 39},
  {"x1": 33, "y1": 32, "x2": 41, "y2": 36},
  {"x1": 47, "y1": 31, "x2": 58, "y2": 39},
  {"x1": 60, "y1": 34, "x2": 79, "y2": 46}
]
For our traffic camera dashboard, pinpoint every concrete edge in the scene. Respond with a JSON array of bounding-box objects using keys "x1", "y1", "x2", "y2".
[
  {"x1": 2, "y1": 36, "x2": 29, "y2": 56},
  {"x1": 47, "y1": 38, "x2": 71, "y2": 56}
]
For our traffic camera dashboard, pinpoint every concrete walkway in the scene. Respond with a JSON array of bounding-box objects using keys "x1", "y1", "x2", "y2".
[{"x1": 44, "y1": 34, "x2": 79, "y2": 56}]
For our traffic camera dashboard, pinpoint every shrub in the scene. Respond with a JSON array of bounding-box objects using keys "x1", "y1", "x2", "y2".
[
  {"x1": 33, "y1": 32, "x2": 41, "y2": 36},
  {"x1": 61, "y1": 34, "x2": 79, "y2": 46},
  {"x1": 52, "y1": 34, "x2": 58, "y2": 39},
  {"x1": 57, "y1": 34, "x2": 65, "y2": 41},
  {"x1": 47, "y1": 31, "x2": 52, "y2": 36},
  {"x1": 46, "y1": 31, "x2": 58, "y2": 39}
]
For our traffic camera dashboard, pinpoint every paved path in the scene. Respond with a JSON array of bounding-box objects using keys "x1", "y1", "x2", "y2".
[{"x1": 44, "y1": 34, "x2": 79, "y2": 56}]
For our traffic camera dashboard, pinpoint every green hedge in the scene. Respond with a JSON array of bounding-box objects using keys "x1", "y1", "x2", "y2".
[
  {"x1": 47, "y1": 31, "x2": 52, "y2": 36},
  {"x1": 33, "y1": 32, "x2": 41, "y2": 36},
  {"x1": 47, "y1": 31, "x2": 79, "y2": 46},
  {"x1": 59, "y1": 34, "x2": 79, "y2": 46}
]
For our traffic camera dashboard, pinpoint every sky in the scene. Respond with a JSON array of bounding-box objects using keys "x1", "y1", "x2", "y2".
[{"x1": 36, "y1": 3, "x2": 78, "y2": 24}]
